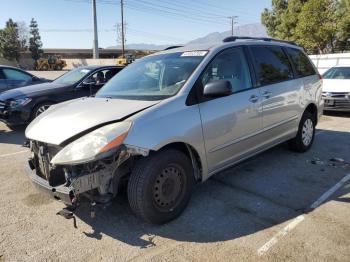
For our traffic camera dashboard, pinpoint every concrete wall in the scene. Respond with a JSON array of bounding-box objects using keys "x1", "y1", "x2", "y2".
[
  {"x1": 309, "y1": 53, "x2": 350, "y2": 74},
  {"x1": 0, "y1": 57, "x2": 34, "y2": 69},
  {"x1": 63, "y1": 58, "x2": 119, "y2": 69}
]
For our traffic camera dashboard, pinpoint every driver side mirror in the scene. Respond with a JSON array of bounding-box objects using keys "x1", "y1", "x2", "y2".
[{"x1": 203, "y1": 80, "x2": 233, "y2": 98}]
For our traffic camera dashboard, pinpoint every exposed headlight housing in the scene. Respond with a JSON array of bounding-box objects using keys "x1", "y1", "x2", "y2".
[
  {"x1": 51, "y1": 121, "x2": 132, "y2": 165},
  {"x1": 9, "y1": 97, "x2": 32, "y2": 108}
]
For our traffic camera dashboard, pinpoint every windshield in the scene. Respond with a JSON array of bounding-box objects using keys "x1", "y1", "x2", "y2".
[
  {"x1": 53, "y1": 68, "x2": 92, "y2": 85},
  {"x1": 96, "y1": 51, "x2": 207, "y2": 100},
  {"x1": 323, "y1": 67, "x2": 350, "y2": 79}
]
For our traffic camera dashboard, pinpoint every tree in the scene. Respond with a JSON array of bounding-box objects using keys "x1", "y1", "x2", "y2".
[
  {"x1": 261, "y1": 0, "x2": 344, "y2": 54},
  {"x1": 0, "y1": 19, "x2": 21, "y2": 63},
  {"x1": 295, "y1": 0, "x2": 338, "y2": 54},
  {"x1": 17, "y1": 21, "x2": 29, "y2": 51},
  {"x1": 336, "y1": 0, "x2": 350, "y2": 51},
  {"x1": 29, "y1": 18, "x2": 43, "y2": 62},
  {"x1": 261, "y1": 0, "x2": 288, "y2": 38}
]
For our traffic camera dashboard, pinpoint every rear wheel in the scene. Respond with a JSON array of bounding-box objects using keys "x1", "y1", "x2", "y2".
[
  {"x1": 289, "y1": 111, "x2": 316, "y2": 152},
  {"x1": 127, "y1": 149, "x2": 195, "y2": 224}
]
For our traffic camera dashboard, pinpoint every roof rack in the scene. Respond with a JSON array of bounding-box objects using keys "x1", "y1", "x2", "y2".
[
  {"x1": 222, "y1": 36, "x2": 297, "y2": 46},
  {"x1": 164, "y1": 45, "x2": 184, "y2": 50}
]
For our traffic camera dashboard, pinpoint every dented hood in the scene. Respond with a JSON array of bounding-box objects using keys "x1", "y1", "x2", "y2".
[{"x1": 25, "y1": 97, "x2": 159, "y2": 145}]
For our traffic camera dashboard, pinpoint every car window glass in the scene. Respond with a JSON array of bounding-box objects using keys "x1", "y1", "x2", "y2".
[
  {"x1": 323, "y1": 67, "x2": 350, "y2": 79},
  {"x1": 201, "y1": 47, "x2": 252, "y2": 93},
  {"x1": 251, "y1": 46, "x2": 293, "y2": 86},
  {"x1": 96, "y1": 52, "x2": 205, "y2": 100},
  {"x1": 0, "y1": 70, "x2": 5, "y2": 80},
  {"x1": 3, "y1": 68, "x2": 32, "y2": 81},
  {"x1": 286, "y1": 48, "x2": 316, "y2": 77},
  {"x1": 53, "y1": 68, "x2": 91, "y2": 85},
  {"x1": 88, "y1": 69, "x2": 120, "y2": 85}
]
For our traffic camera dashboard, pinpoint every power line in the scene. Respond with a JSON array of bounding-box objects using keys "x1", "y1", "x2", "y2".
[{"x1": 124, "y1": 3, "x2": 227, "y2": 26}]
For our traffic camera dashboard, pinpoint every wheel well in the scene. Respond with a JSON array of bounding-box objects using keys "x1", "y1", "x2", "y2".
[
  {"x1": 159, "y1": 142, "x2": 203, "y2": 182},
  {"x1": 305, "y1": 103, "x2": 318, "y2": 124},
  {"x1": 31, "y1": 101, "x2": 55, "y2": 119}
]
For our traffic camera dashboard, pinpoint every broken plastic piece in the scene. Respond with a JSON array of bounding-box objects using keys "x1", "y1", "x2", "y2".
[{"x1": 57, "y1": 208, "x2": 77, "y2": 228}]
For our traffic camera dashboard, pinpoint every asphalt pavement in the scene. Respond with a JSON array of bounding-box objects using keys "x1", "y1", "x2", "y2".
[{"x1": 0, "y1": 113, "x2": 349, "y2": 262}]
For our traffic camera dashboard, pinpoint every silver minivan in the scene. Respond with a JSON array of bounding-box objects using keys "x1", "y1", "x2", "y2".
[{"x1": 25, "y1": 37, "x2": 323, "y2": 224}]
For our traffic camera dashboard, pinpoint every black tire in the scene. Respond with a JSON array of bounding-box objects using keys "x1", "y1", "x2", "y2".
[
  {"x1": 31, "y1": 102, "x2": 53, "y2": 120},
  {"x1": 127, "y1": 149, "x2": 195, "y2": 224},
  {"x1": 288, "y1": 111, "x2": 316, "y2": 152}
]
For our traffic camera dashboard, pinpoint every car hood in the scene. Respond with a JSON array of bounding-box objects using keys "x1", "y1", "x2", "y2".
[
  {"x1": 25, "y1": 97, "x2": 159, "y2": 145},
  {"x1": 322, "y1": 79, "x2": 350, "y2": 93},
  {"x1": 0, "y1": 82, "x2": 69, "y2": 100}
]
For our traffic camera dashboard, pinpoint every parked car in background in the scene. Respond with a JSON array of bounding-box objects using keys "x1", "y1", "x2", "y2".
[
  {"x1": 322, "y1": 65, "x2": 350, "y2": 111},
  {"x1": 25, "y1": 37, "x2": 322, "y2": 224},
  {"x1": 0, "y1": 65, "x2": 49, "y2": 93},
  {"x1": 0, "y1": 65, "x2": 123, "y2": 128}
]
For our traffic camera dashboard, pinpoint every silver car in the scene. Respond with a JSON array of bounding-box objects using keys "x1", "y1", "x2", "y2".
[{"x1": 25, "y1": 37, "x2": 323, "y2": 224}]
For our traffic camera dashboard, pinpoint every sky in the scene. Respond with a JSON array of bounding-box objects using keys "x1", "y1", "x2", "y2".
[{"x1": 0, "y1": 0, "x2": 271, "y2": 48}]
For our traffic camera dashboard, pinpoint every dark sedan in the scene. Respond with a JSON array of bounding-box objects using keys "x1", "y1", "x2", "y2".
[
  {"x1": 0, "y1": 65, "x2": 49, "y2": 93},
  {"x1": 0, "y1": 65, "x2": 123, "y2": 128}
]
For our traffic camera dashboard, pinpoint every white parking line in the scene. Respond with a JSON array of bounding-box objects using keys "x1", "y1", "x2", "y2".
[
  {"x1": 257, "y1": 172, "x2": 350, "y2": 256},
  {"x1": 0, "y1": 150, "x2": 28, "y2": 158},
  {"x1": 257, "y1": 215, "x2": 305, "y2": 255},
  {"x1": 310, "y1": 173, "x2": 350, "y2": 209}
]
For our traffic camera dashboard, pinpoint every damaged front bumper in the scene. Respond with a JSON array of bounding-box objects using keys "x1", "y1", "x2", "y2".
[
  {"x1": 25, "y1": 162, "x2": 75, "y2": 205},
  {"x1": 25, "y1": 141, "x2": 149, "y2": 206}
]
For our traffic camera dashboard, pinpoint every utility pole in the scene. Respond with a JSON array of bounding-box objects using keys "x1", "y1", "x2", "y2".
[
  {"x1": 120, "y1": 0, "x2": 125, "y2": 58},
  {"x1": 92, "y1": 0, "x2": 99, "y2": 59},
  {"x1": 228, "y1": 16, "x2": 238, "y2": 36}
]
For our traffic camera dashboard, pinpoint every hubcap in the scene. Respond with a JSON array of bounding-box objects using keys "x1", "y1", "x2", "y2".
[
  {"x1": 153, "y1": 165, "x2": 184, "y2": 211},
  {"x1": 35, "y1": 105, "x2": 50, "y2": 117},
  {"x1": 302, "y1": 118, "x2": 314, "y2": 146}
]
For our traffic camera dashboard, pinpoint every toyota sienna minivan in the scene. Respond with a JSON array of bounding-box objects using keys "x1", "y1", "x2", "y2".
[{"x1": 25, "y1": 37, "x2": 323, "y2": 224}]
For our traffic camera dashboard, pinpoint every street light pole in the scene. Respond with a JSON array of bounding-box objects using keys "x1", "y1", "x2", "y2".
[
  {"x1": 92, "y1": 0, "x2": 99, "y2": 59},
  {"x1": 228, "y1": 16, "x2": 238, "y2": 36},
  {"x1": 120, "y1": 0, "x2": 125, "y2": 58}
]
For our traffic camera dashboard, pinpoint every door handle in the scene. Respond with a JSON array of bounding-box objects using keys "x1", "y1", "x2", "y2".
[
  {"x1": 249, "y1": 95, "x2": 259, "y2": 103},
  {"x1": 262, "y1": 90, "x2": 272, "y2": 99}
]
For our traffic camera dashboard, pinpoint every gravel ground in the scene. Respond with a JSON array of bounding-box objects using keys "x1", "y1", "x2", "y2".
[{"x1": 0, "y1": 113, "x2": 349, "y2": 262}]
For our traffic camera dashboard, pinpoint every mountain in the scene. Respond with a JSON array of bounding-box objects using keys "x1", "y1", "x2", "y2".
[
  {"x1": 187, "y1": 23, "x2": 268, "y2": 45},
  {"x1": 107, "y1": 43, "x2": 171, "y2": 50},
  {"x1": 107, "y1": 23, "x2": 267, "y2": 50}
]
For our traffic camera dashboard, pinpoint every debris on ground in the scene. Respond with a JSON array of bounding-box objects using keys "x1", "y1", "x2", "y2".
[{"x1": 308, "y1": 157, "x2": 350, "y2": 169}]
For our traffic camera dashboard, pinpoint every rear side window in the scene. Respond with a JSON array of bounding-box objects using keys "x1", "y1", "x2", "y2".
[
  {"x1": 0, "y1": 70, "x2": 5, "y2": 80},
  {"x1": 286, "y1": 48, "x2": 316, "y2": 77},
  {"x1": 201, "y1": 47, "x2": 252, "y2": 93},
  {"x1": 250, "y1": 46, "x2": 293, "y2": 86},
  {"x1": 3, "y1": 68, "x2": 32, "y2": 81}
]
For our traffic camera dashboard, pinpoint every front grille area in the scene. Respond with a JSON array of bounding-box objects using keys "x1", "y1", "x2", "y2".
[
  {"x1": 31, "y1": 141, "x2": 66, "y2": 186},
  {"x1": 0, "y1": 100, "x2": 5, "y2": 111},
  {"x1": 322, "y1": 92, "x2": 349, "y2": 98}
]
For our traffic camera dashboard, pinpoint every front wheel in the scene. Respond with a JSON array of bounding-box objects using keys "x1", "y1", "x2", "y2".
[
  {"x1": 289, "y1": 111, "x2": 316, "y2": 152},
  {"x1": 32, "y1": 102, "x2": 53, "y2": 120},
  {"x1": 127, "y1": 149, "x2": 195, "y2": 224}
]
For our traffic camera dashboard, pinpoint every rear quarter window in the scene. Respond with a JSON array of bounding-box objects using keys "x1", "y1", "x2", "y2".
[
  {"x1": 250, "y1": 45, "x2": 293, "y2": 86},
  {"x1": 286, "y1": 48, "x2": 316, "y2": 77}
]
